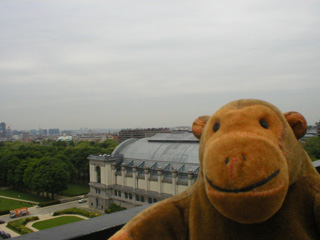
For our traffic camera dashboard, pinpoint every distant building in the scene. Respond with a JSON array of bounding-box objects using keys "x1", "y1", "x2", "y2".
[
  {"x1": 301, "y1": 129, "x2": 318, "y2": 142},
  {"x1": 39, "y1": 129, "x2": 48, "y2": 136},
  {"x1": 57, "y1": 135, "x2": 73, "y2": 142},
  {"x1": 30, "y1": 129, "x2": 38, "y2": 136},
  {"x1": 12, "y1": 130, "x2": 23, "y2": 136},
  {"x1": 22, "y1": 131, "x2": 30, "y2": 140},
  {"x1": 74, "y1": 133, "x2": 107, "y2": 143},
  {"x1": 112, "y1": 135, "x2": 119, "y2": 142},
  {"x1": 6, "y1": 127, "x2": 12, "y2": 137},
  {"x1": 0, "y1": 122, "x2": 6, "y2": 138},
  {"x1": 49, "y1": 129, "x2": 60, "y2": 135},
  {"x1": 118, "y1": 128, "x2": 171, "y2": 143},
  {"x1": 174, "y1": 126, "x2": 192, "y2": 132},
  {"x1": 61, "y1": 130, "x2": 72, "y2": 136},
  {"x1": 88, "y1": 133, "x2": 199, "y2": 211},
  {"x1": 317, "y1": 121, "x2": 320, "y2": 137}
]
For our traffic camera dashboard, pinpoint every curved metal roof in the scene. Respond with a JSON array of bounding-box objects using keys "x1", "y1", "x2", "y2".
[{"x1": 112, "y1": 133, "x2": 199, "y2": 164}]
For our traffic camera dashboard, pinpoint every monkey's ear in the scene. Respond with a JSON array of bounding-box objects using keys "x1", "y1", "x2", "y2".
[
  {"x1": 284, "y1": 111, "x2": 307, "y2": 139},
  {"x1": 192, "y1": 115, "x2": 210, "y2": 139}
]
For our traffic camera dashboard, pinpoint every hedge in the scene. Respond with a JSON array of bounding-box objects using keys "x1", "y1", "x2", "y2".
[
  {"x1": 105, "y1": 203, "x2": 126, "y2": 214},
  {"x1": 38, "y1": 200, "x2": 60, "y2": 207},
  {"x1": 6, "y1": 216, "x2": 39, "y2": 235},
  {"x1": 53, "y1": 208, "x2": 100, "y2": 218},
  {"x1": 0, "y1": 209, "x2": 9, "y2": 216}
]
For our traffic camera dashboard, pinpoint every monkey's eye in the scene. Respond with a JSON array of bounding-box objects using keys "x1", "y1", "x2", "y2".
[
  {"x1": 259, "y1": 119, "x2": 269, "y2": 129},
  {"x1": 213, "y1": 123, "x2": 220, "y2": 132}
]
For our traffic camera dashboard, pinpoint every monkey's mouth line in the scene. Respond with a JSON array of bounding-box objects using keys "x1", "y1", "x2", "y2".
[{"x1": 206, "y1": 169, "x2": 280, "y2": 193}]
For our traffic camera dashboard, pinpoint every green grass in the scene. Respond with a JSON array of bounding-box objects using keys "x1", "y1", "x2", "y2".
[
  {"x1": 32, "y1": 216, "x2": 84, "y2": 230},
  {"x1": 59, "y1": 183, "x2": 89, "y2": 197},
  {"x1": 0, "y1": 189, "x2": 48, "y2": 202},
  {"x1": 0, "y1": 197, "x2": 34, "y2": 211}
]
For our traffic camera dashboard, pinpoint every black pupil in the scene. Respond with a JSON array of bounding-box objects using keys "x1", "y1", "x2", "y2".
[
  {"x1": 260, "y1": 119, "x2": 269, "y2": 129},
  {"x1": 213, "y1": 123, "x2": 220, "y2": 132}
]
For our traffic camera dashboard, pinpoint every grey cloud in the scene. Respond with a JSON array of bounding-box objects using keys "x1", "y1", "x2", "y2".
[{"x1": 1, "y1": 0, "x2": 319, "y2": 130}]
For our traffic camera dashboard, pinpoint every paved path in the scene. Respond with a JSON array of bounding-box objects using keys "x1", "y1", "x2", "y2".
[
  {"x1": 0, "y1": 223, "x2": 19, "y2": 238},
  {"x1": 0, "y1": 195, "x2": 39, "y2": 204}
]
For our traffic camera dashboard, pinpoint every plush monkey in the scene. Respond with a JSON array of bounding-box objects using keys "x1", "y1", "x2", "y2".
[{"x1": 110, "y1": 99, "x2": 320, "y2": 240}]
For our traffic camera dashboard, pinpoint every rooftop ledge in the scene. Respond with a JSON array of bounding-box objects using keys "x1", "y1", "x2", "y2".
[{"x1": 14, "y1": 160, "x2": 320, "y2": 240}]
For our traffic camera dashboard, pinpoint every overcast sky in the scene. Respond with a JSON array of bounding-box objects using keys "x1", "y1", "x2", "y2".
[{"x1": 1, "y1": 0, "x2": 319, "y2": 131}]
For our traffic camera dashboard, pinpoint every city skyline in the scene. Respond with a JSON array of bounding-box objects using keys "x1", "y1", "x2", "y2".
[
  {"x1": 1, "y1": 1, "x2": 320, "y2": 130},
  {"x1": 2, "y1": 118, "x2": 320, "y2": 133}
]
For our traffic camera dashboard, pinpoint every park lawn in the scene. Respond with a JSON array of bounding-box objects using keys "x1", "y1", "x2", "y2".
[
  {"x1": 0, "y1": 189, "x2": 48, "y2": 202},
  {"x1": 59, "y1": 183, "x2": 89, "y2": 197},
  {"x1": 32, "y1": 216, "x2": 84, "y2": 230},
  {"x1": 0, "y1": 197, "x2": 34, "y2": 211}
]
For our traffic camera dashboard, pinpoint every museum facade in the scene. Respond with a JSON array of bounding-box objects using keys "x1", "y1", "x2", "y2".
[{"x1": 88, "y1": 133, "x2": 200, "y2": 210}]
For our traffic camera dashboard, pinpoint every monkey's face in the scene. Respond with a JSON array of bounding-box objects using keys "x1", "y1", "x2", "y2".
[{"x1": 192, "y1": 100, "x2": 307, "y2": 224}]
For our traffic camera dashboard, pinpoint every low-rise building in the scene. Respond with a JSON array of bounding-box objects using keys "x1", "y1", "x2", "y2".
[
  {"x1": 74, "y1": 133, "x2": 117, "y2": 143},
  {"x1": 88, "y1": 133, "x2": 200, "y2": 211},
  {"x1": 301, "y1": 129, "x2": 318, "y2": 142},
  {"x1": 49, "y1": 128, "x2": 60, "y2": 136},
  {"x1": 57, "y1": 135, "x2": 73, "y2": 142},
  {"x1": 118, "y1": 128, "x2": 171, "y2": 143}
]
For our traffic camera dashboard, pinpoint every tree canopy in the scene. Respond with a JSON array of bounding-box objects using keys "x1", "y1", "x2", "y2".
[
  {"x1": 303, "y1": 137, "x2": 320, "y2": 161},
  {"x1": 0, "y1": 139, "x2": 118, "y2": 198}
]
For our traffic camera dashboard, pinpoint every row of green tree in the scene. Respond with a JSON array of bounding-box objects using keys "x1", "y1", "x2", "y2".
[
  {"x1": 0, "y1": 140, "x2": 118, "y2": 199},
  {"x1": 302, "y1": 136, "x2": 320, "y2": 161},
  {"x1": 0, "y1": 136, "x2": 318, "y2": 199}
]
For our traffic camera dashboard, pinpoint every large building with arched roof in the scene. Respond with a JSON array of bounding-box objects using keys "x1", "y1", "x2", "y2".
[{"x1": 88, "y1": 133, "x2": 200, "y2": 210}]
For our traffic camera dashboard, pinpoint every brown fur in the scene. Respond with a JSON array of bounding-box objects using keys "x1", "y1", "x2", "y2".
[{"x1": 110, "y1": 99, "x2": 320, "y2": 239}]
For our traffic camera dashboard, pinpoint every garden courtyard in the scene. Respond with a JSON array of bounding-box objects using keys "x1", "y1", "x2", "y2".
[{"x1": 0, "y1": 209, "x2": 90, "y2": 237}]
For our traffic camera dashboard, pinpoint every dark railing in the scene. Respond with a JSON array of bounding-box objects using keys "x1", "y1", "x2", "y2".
[{"x1": 13, "y1": 160, "x2": 320, "y2": 240}]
